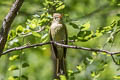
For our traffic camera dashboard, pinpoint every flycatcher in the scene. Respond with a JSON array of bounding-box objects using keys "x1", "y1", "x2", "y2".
[{"x1": 50, "y1": 13, "x2": 68, "y2": 78}]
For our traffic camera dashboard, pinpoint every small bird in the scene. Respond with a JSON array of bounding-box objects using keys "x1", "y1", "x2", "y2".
[{"x1": 50, "y1": 13, "x2": 68, "y2": 79}]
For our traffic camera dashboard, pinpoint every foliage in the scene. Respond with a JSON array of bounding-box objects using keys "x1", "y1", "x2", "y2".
[
  {"x1": 69, "y1": 20, "x2": 119, "y2": 42},
  {"x1": 0, "y1": 0, "x2": 120, "y2": 80}
]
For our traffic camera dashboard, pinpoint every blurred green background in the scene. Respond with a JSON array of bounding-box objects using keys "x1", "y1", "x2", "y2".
[{"x1": 0, "y1": 0, "x2": 120, "y2": 80}]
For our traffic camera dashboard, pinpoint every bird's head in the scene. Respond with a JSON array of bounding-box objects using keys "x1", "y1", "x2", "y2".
[{"x1": 53, "y1": 13, "x2": 62, "y2": 22}]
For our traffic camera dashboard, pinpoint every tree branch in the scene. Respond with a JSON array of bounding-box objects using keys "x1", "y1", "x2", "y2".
[
  {"x1": 0, "y1": 0, "x2": 24, "y2": 56},
  {"x1": 2, "y1": 42, "x2": 51, "y2": 55},
  {"x1": 2, "y1": 41, "x2": 120, "y2": 56}
]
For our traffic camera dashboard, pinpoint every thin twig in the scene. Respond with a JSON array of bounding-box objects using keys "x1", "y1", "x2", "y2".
[
  {"x1": 21, "y1": 26, "x2": 45, "y2": 37},
  {"x1": 2, "y1": 42, "x2": 51, "y2": 55},
  {"x1": 111, "y1": 54, "x2": 120, "y2": 65}
]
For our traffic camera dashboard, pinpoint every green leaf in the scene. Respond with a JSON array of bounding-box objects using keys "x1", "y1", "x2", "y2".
[
  {"x1": 41, "y1": 13, "x2": 46, "y2": 18},
  {"x1": 8, "y1": 76, "x2": 16, "y2": 80},
  {"x1": 113, "y1": 75, "x2": 120, "y2": 79},
  {"x1": 92, "y1": 52, "x2": 97, "y2": 56},
  {"x1": 69, "y1": 23, "x2": 79, "y2": 29},
  {"x1": 117, "y1": 4, "x2": 120, "y2": 6},
  {"x1": 110, "y1": 20, "x2": 117, "y2": 28},
  {"x1": 77, "y1": 31, "x2": 93, "y2": 41},
  {"x1": 21, "y1": 75, "x2": 28, "y2": 80},
  {"x1": 117, "y1": 14, "x2": 120, "y2": 17},
  {"x1": 32, "y1": 32, "x2": 41, "y2": 37},
  {"x1": 60, "y1": 75, "x2": 67, "y2": 80},
  {"x1": 9, "y1": 30, "x2": 16, "y2": 38},
  {"x1": 8, "y1": 65, "x2": 19, "y2": 71},
  {"x1": 56, "y1": 5, "x2": 65, "y2": 11},
  {"x1": 16, "y1": 25, "x2": 24, "y2": 34},
  {"x1": 117, "y1": 20, "x2": 120, "y2": 26},
  {"x1": 24, "y1": 29, "x2": 31, "y2": 34},
  {"x1": 9, "y1": 55, "x2": 19, "y2": 61},
  {"x1": 27, "y1": 19, "x2": 40, "y2": 29},
  {"x1": 81, "y1": 22, "x2": 90, "y2": 31},
  {"x1": 95, "y1": 31, "x2": 103, "y2": 37},
  {"x1": 22, "y1": 63, "x2": 30, "y2": 68},
  {"x1": 69, "y1": 36, "x2": 77, "y2": 41},
  {"x1": 76, "y1": 65, "x2": 82, "y2": 71},
  {"x1": 68, "y1": 70, "x2": 73, "y2": 73},
  {"x1": 40, "y1": 18, "x2": 50, "y2": 26},
  {"x1": 91, "y1": 71, "x2": 96, "y2": 77}
]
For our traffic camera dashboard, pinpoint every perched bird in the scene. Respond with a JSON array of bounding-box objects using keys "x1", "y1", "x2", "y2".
[{"x1": 50, "y1": 13, "x2": 68, "y2": 79}]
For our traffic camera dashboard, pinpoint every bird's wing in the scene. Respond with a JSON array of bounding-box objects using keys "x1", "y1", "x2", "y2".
[
  {"x1": 63, "y1": 24, "x2": 68, "y2": 58},
  {"x1": 50, "y1": 29, "x2": 58, "y2": 58}
]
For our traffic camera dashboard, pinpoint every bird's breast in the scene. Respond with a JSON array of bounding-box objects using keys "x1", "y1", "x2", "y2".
[{"x1": 50, "y1": 23, "x2": 66, "y2": 41}]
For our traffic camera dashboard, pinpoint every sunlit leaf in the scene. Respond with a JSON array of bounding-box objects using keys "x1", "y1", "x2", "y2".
[
  {"x1": 32, "y1": 31, "x2": 41, "y2": 37},
  {"x1": 60, "y1": 75, "x2": 67, "y2": 80},
  {"x1": 8, "y1": 76, "x2": 15, "y2": 80},
  {"x1": 16, "y1": 25, "x2": 24, "y2": 34},
  {"x1": 113, "y1": 75, "x2": 120, "y2": 79},
  {"x1": 92, "y1": 52, "x2": 97, "y2": 56},
  {"x1": 76, "y1": 65, "x2": 82, "y2": 71},
  {"x1": 118, "y1": 4, "x2": 120, "y2": 6},
  {"x1": 8, "y1": 65, "x2": 19, "y2": 71},
  {"x1": 8, "y1": 76, "x2": 19, "y2": 80},
  {"x1": 41, "y1": 47, "x2": 47, "y2": 50},
  {"x1": 101, "y1": 52, "x2": 106, "y2": 55},
  {"x1": 81, "y1": 22, "x2": 90, "y2": 30},
  {"x1": 91, "y1": 72, "x2": 95, "y2": 77},
  {"x1": 24, "y1": 29, "x2": 31, "y2": 34},
  {"x1": 9, "y1": 55, "x2": 19, "y2": 61},
  {"x1": 68, "y1": 69, "x2": 74, "y2": 76},
  {"x1": 9, "y1": 30, "x2": 16, "y2": 38},
  {"x1": 56, "y1": 5, "x2": 65, "y2": 11}
]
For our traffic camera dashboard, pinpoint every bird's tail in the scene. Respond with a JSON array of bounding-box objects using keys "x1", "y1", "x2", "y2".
[{"x1": 56, "y1": 58, "x2": 67, "y2": 79}]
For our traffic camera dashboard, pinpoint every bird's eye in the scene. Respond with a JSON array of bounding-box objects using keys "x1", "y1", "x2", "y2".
[
  {"x1": 55, "y1": 17, "x2": 58, "y2": 19},
  {"x1": 55, "y1": 17, "x2": 59, "y2": 20}
]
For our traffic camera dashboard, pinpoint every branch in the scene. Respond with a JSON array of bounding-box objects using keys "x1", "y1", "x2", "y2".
[
  {"x1": 53, "y1": 42, "x2": 120, "y2": 55},
  {"x1": 2, "y1": 42, "x2": 51, "y2": 55},
  {"x1": 0, "y1": 0, "x2": 24, "y2": 56},
  {"x1": 2, "y1": 41, "x2": 120, "y2": 56}
]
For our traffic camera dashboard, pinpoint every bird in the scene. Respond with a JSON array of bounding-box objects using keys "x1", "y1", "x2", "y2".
[{"x1": 50, "y1": 13, "x2": 68, "y2": 79}]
